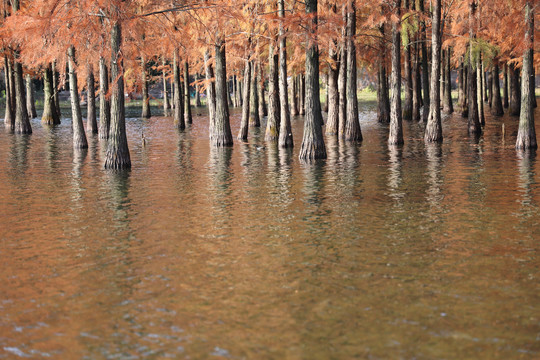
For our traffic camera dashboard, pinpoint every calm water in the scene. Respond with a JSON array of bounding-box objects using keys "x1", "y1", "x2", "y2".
[{"x1": 0, "y1": 103, "x2": 539, "y2": 359}]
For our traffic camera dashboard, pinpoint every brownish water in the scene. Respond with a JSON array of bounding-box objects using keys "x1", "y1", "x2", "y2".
[{"x1": 0, "y1": 104, "x2": 539, "y2": 359}]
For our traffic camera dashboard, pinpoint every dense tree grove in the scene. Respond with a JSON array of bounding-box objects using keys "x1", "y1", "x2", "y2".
[{"x1": 0, "y1": 0, "x2": 538, "y2": 167}]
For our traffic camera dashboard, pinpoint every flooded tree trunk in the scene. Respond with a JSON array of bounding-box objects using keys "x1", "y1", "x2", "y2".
[
  {"x1": 211, "y1": 39, "x2": 233, "y2": 147},
  {"x1": 323, "y1": 72, "x2": 329, "y2": 113},
  {"x1": 67, "y1": 46, "x2": 87, "y2": 148},
  {"x1": 419, "y1": 0, "x2": 429, "y2": 123},
  {"x1": 52, "y1": 60, "x2": 61, "y2": 119},
  {"x1": 227, "y1": 79, "x2": 234, "y2": 108},
  {"x1": 25, "y1": 75, "x2": 37, "y2": 118},
  {"x1": 259, "y1": 65, "x2": 268, "y2": 118},
  {"x1": 249, "y1": 62, "x2": 260, "y2": 127},
  {"x1": 345, "y1": 1, "x2": 362, "y2": 142},
  {"x1": 196, "y1": 74, "x2": 202, "y2": 107},
  {"x1": 326, "y1": 41, "x2": 339, "y2": 134},
  {"x1": 425, "y1": 0, "x2": 442, "y2": 143},
  {"x1": 389, "y1": 0, "x2": 403, "y2": 145},
  {"x1": 299, "y1": 0, "x2": 326, "y2": 160},
  {"x1": 184, "y1": 61, "x2": 192, "y2": 124},
  {"x1": 238, "y1": 60, "x2": 251, "y2": 141},
  {"x1": 13, "y1": 61, "x2": 31, "y2": 134},
  {"x1": 503, "y1": 63, "x2": 509, "y2": 108},
  {"x1": 412, "y1": 38, "x2": 421, "y2": 120},
  {"x1": 173, "y1": 52, "x2": 185, "y2": 130},
  {"x1": 477, "y1": 55, "x2": 485, "y2": 126},
  {"x1": 86, "y1": 63, "x2": 97, "y2": 134},
  {"x1": 491, "y1": 62, "x2": 504, "y2": 116},
  {"x1": 4, "y1": 58, "x2": 15, "y2": 130},
  {"x1": 278, "y1": 0, "x2": 293, "y2": 148},
  {"x1": 443, "y1": 48, "x2": 454, "y2": 114},
  {"x1": 98, "y1": 57, "x2": 110, "y2": 139},
  {"x1": 459, "y1": 62, "x2": 469, "y2": 118},
  {"x1": 265, "y1": 44, "x2": 280, "y2": 142},
  {"x1": 509, "y1": 65, "x2": 521, "y2": 116},
  {"x1": 467, "y1": 3, "x2": 481, "y2": 136},
  {"x1": 338, "y1": 7, "x2": 347, "y2": 135},
  {"x1": 402, "y1": 0, "x2": 412, "y2": 121},
  {"x1": 487, "y1": 70, "x2": 493, "y2": 108},
  {"x1": 204, "y1": 50, "x2": 216, "y2": 133},
  {"x1": 377, "y1": 26, "x2": 390, "y2": 124},
  {"x1": 516, "y1": 2, "x2": 536, "y2": 150},
  {"x1": 104, "y1": 22, "x2": 131, "y2": 169},
  {"x1": 141, "y1": 56, "x2": 151, "y2": 119},
  {"x1": 162, "y1": 59, "x2": 170, "y2": 117},
  {"x1": 291, "y1": 76, "x2": 299, "y2": 116},
  {"x1": 299, "y1": 74, "x2": 306, "y2": 116},
  {"x1": 42, "y1": 64, "x2": 60, "y2": 125}
]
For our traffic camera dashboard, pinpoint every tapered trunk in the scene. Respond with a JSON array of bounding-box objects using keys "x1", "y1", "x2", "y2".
[
  {"x1": 104, "y1": 22, "x2": 131, "y2": 169},
  {"x1": 52, "y1": 60, "x2": 61, "y2": 119},
  {"x1": 204, "y1": 50, "x2": 216, "y2": 130},
  {"x1": 278, "y1": 0, "x2": 293, "y2": 148},
  {"x1": 477, "y1": 55, "x2": 485, "y2": 126},
  {"x1": 412, "y1": 39, "x2": 421, "y2": 120},
  {"x1": 509, "y1": 64, "x2": 521, "y2": 116},
  {"x1": 184, "y1": 61, "x2": 192, "y2": 124},
  {"x1": 345, "y1": 1, "x2": 362, "y2": 142},
  {"x1": 291, "y1": 75, "x2": 299, "y2": 116},
  {"x1": 424, "y1": 0, "x2": 442, "y2": 142},
  {"x1": 326, "y1": 42, "x2": 339, "y2": 134},
  {"x1": 98, "y1": 57, "x2": 110, "y2": 139},
  {"x1": 402, "y1": 0, "x2": 413, "y2": 121},
  {"x1": 238, "y1": 60, "x2": 251, "y2": 141},
  {"x1": 141, "y1": 56, "x2": 151, "y2": 118},
  {"x1": 249, "y1": 62, "x2": 260, "y2": 127},
  {"x1": 516, "y1": 2, "x2": 536, "y2": 149},
  {"x1": 419, "y1": 0, "x2": 430, "y2": 123},
  {"x1": 265, "y1": 44, "x2": 280, "y2": 142},
  {"x1": 68, "y1": 46, "x2": 87, "y2": 148},
  {"x1": 338, "y1": 7, "x2": 347, "y2": 135},
  {"x1": 389, "y1": 0, "x2": 403, "y2": 145},
  {"x1": 4, "y1": 58, "x2": 14, "y2": 130},
  {"x1": 443, "y1": 47, "x2": 454, "y2": 114},
  {"x1": 162, "y1": 60, "x2": 170, "y2": 116},
  {"x1": 491, "y1": 62, "x2": 504, "y2": 116},
  {"x1": 467, "y1": 4, "x2": 481, "y2": 136},
  {"x1": 173, "y1": 52, "x2": 185, "y2": 130},
  {"x1": 377, "y1": 26, "x2": 390, "y2": 124},
  {"x1": 13, "y1": 61, "x2": 31, "y2": 134},
  {"x1": 211, "y1": 39, "x2": 233, "y2": 146},
  {"x1": 503, "y1": 63, "x2": 509, "y2": 108},
  {"x1": 86, "y1": 63, "x2": 97, "y2": 134},
  {"x1": 25, "y1": 75, "x2": 37, "y2": 118},
  {"x1": 42, "y1": 64, "x2": 60, "y2": 125},
  {"x1": 299, "y1": 0, "x2": 326, "y2": 160}
]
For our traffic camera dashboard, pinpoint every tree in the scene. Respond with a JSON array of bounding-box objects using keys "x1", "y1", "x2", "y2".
[
  {"x1": 388, "y1": 0, "x2": 403, "y2": 145},
  {"x1": 424, "y1": 0, "x2": 442, "y2": 143}
]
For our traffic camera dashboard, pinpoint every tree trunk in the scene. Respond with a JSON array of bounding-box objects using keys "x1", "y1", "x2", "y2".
[
  {"x1": 173, "y1": 52, "x2": 185, "y2": 130},
  {"x1": 516, "y1": 2, "x2": 536, "y2": 149},
  {"x1": 4, "y1": 58, "x2": 14, "y2": 130},
  {"x1": 389, "y1": 0, "x2": 403, "y2": 145},
  {"x1": 299, "y1": 74, "x2": 306, "y2": 115},
  {"x1": 477, "y1": 55, "x2": 485, "y2": 126},
  {"x1": 184, "y1": 61, "x2": 192, "y2": 124},
  {"x1": 238, "y1": 60, "x2": 251, "y2": 141},
  {"x1": 299, "y1": 0, "x2": 326, "y2": 160},
  {"x1": 326, "y1": 41, "x2": 339, "y2": 134},
  {"x1": 460, "y1": 62, "x2": 469, "y2": 118},
  {"x1": 99, "y1": 57, "x2": 110, "y2": 139},
  {"x1": 278, "y1": 0, "x2": 293, "y2": 148},
  {"x1": 86, "y1": 63, "x2": 97, "y2": 134},
  {"x1": 227, "y1": 79, "x2": 234, "y2": 108},
  {"x1": 503, "y1": 63, "x2": 509, "y2": 108},
  {"x1": 291, "y1": 75, "x2": 299, "y2": 116},
  {"x1": 211, "y1": 39, "x2": 233, "y2": 146},
  {"x1": 424, "y1": 0, "x2": 442, "y2": 142},
  {"x1": 25, "y1": 75, "x2": 37, "y2": 118},
  {"x1": 204, "y1": 49, "x2": 216, "y2": 131},
  {"x1": 323, "y1": 72, "x2": 329, "y2": 113},
  {"x1": 412, "y1": 37, "x2": 421, "y2": 120},
  {"x1": 52, "y1": 60, "x2": 61, "y2": 119},
  {"x1": 259, "y1": 64, "x2": 268, "y2": 118},
  {"x1": 345, "y1": 1, "x2": 362, "y2": 142},
  {"x1": 13, "y1": 61, "x2": 31, "y2": 134},
  {"x1": 68, "y1": 46, "x2": 87, "y2": 148},
  {"x1": 467, "y1": 3, "x2": 481, "y2": 136},
  {"x1": 402, "y1": 0, "x2": 412, "y2": 121},
  {"x1": 377, "y1": 26, "x2": 390, "y2": 123},
  {"x1": 265, "y1": 43, "x2": 280, "y2": 142},
  {"x1": 162, "y1": 59, "x2": 170, "y2": 116},
  {"x1": 249, "y1": 62, "x2": 260, "y2": 127},
  {"x1": 419, "y1": 0, "x2": 430, "y2": 123},
  {"x1": 141, "y1": 56, "x2": 151, "y2": 118},
  {"x1": 196, "y1": 74, "x2": 202, "y2": 107},
  {"x1": 104, "y1": 22, "x2": 131, "y2": 169},
  {"x1": 491, "y1": 62, "x2": 504, "y2": 116},
  {"x1": 42, "y1": 63, "x2": 60, "y2": 125},
  {"x1": 443, "y1": 47, "x2": 454, "y2": 114},
  {"x1": 487, "y1": 70, "x2": 493, "y2": 108},
  {"x1": 338, "y1": 6, "x2": 348, "y2": 135},
  {"x1": 509, "y1": 64, "x2": 521, "y2": 116}
]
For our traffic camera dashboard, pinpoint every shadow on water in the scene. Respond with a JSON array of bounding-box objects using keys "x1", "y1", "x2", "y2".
[
  {"x1": 8, "y1": 134, "x2": 30, "y2": 180},
  {"x1": 517, "y1": 150, "x2": 537, "y2": 212}
]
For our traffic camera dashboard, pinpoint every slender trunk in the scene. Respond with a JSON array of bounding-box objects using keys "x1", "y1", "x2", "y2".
[
  {"x1": 516, "y1": 2, "x2": 536, "y2": 149},
  {"x1": 233, "y1": 74, "x2": 240, "y2": 107},
  {"x1": 249, "y1": 62, "x2": 260, "y2": 127},
  {"x1": 13, "y1": 62, "x2": 31, "y2": 134},
  {"x1": 402, "y1": 0, "x2": 412, "y2": 121},
  {"x1": 204, "y1": 50, "x2": 216, "y2": 131},
  {"x1": 467, "y1": 3, "x2": 481, "y2": 136},
  {"x1": 105, "y1": 22, "x2": 131, "y2": 169},
  {"x1": 299, "y1": 0, "x2": 326, "y2": 160},
  {"x1": 419, "y1": 0, "x2": 430, "y2": 123},
  {"x1": 4, "y1": 58, "x2": 14, "y2": 130},
  {"x1": 377, "y1": 26, "x2": 390, "y2": 123},
  {"x1": 338, "y1": 6, "x2": 348, "y2": 134},
  {"x1": 162, "y1": 59, "x2": 170, "y2": 116},
  {"x1": 265, "y1": 43, "x2": 280, "y2": 142},
  {"x1": 196, "y1": 74, "x2": 202, "y2": 107},
  {"x1": 443, "y1": 47, "x2": 454, "y2": 114},
  {"x1": 173, "y1": 52, "x2": 185, "y2": 130},
  {"x1": 98, "y1": 57, "x2": 110, "y2": 139},
  {"x1": 326, "y1": 41, "x2": 339, "y2": 134},
  {"x1": 389, "y1": 0, "x2": 403, "y2": 145},
  {"x1": 238, "y1": 60, "x2": 251, "y2": 141},
  {"x1": 211, "y1": 39, "x2": 233, "y2": 146},
  {"x1": 278, "y1": 0, "x2": 293, "y2": 148},
  {"x1": 42, "y1": 64, "x2": 60, "y2": 125},
  {"x1": 52, "y1": 60, "x2": 61, "y2": 119},
  {"x1": 345, "y1": 1, "x2": 362, "y2": 142},
  {"x1": 483, "y1": 69, "x2": 488, "y2": 102},
  {"x1": 412, "y1": 37, "x2": 421, "y2": 120},
  {"x1": 291, "y1": 75, "x2": 299, "y2": 116},
  {"x1": 323, "y1": 72, "x2": 329, "y2": 113},
  {"x1": 491, "y1": 62, "x2": 504, "y2": 116},
  {"x1": 184, "y1": 61, "x2": 192, "y2": 124},
  {"x1": 299, "y1": 74, "x2": 306, "y2": 116},
  {"x1": 503, "y1": 63, "x2": 509, "y2": 108},
  {"x1": 487, "y1": 70, "x2": 493, "y2": 108},
  {"x1": 509, "y1": 64, "x2": 521, "y2": 116},
  {"x1": 477, "y1": 55, "x2": 485, "y2": 126},
  {"x1": 459, "y1": 61, "x2": 469, "y2": 117},
  {"x1": 68, "y1": 46, "x2": 87, "y2": 148},
  {"x1": 25, "y1": 75, "x2": 37, "y2": 118},
  {"x1": 424, "y1": 0, "x2": 442, "y2": 142},
  {"x1": 86, "y1": 63, "x2": 97, "y2": 133},
  {"x1": 259, "y1": 64, "x2": 268, "y2": 118},
  {"x1": 141, "y1": 56, "x2": 151, "y2": 118},
  {"x1": 227, "y1": 79, "x2": 234, "y2": 108}
]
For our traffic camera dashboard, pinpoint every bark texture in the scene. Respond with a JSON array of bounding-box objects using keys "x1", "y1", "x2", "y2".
[
  {"x1": 86, "y1": 63, "x2": 97, "y2": 134},
  {"x1": 491, "y1": 62, "x2": 504, "y2": 116},
  {"x1": 249, "y1": 62, "x2": 260, "y2": 127},
  {"x1": 467, "y1": 3, "x2": 481, "y2": 136},
  {"x1": 68, "y1": 46, "x2": 87, "y2": 148},
  {"x1": 42, "y1": 64, "x2": 60, "y2": 125},
  {"x1": 278, "y1": 0, "x2": 293, "y2": 148},
  {"x1": 141, "y1": 56, "x2": 151, "y2": 118},
  {"x1": 99, "y1": 57, "x2": 110, "y2": 139},
  {"x1": 173, "y1": 52, "x2": 185, "y2": 130},
  {"x1": 204, "y1": 50, "x2": 216, "y2": 132},
  {"x1": 211, "y1": 40, "x2": 233, "y2": 147},
  {"x1": 344, "y1": 1, "x2": 362, "y2": 142},
  {"x1": 265, "y1": 44, "x2": 280, "y2": 142},
  {"x1": 425, "y1": 0, "x2": 442, "y2": 143},
  {"x1": 389, "y1": 0, "x2": 403, "y2": 145},
  {"x1": 509, "y1": 64, "x2": 521, "y2": 116},
  {"x1": 443, "y1": 48, "x2": 454, "y2": 114},
  {"x1": 184, "y1": 61, "x2": 192, "y2": 124},
  {"x1": 25, "y1": 75, "x2": 37, "y2": 118}
]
